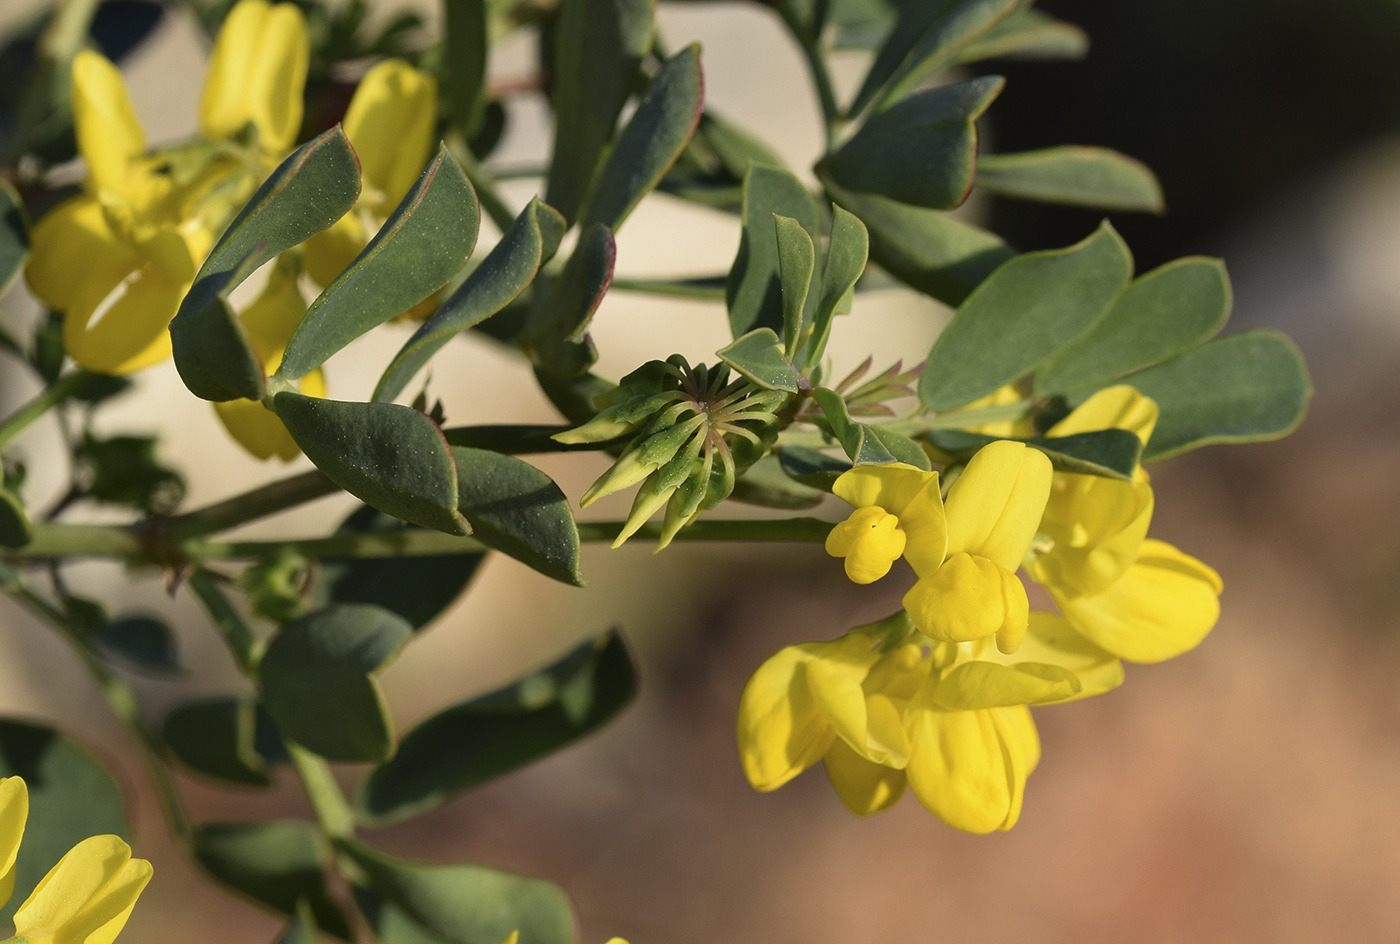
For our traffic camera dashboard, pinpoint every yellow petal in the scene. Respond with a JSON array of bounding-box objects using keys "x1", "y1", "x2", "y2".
[
  {"x1": 1, "y1": 777, "x2": 27, "y2": 910},
  {"x1": 736, "y1": 647, "x2": 836, "y2": 792},
  {"x1": 499, "y1": 933, "x2": 519, "y2": 944},
  {"x1": 26, "y1": 197, "x2": 138, "y2": 312},
  {"x1": 824, "y1": 506, "x2": 907, "y2": 584},
  {"x1": 1054, "y1": 539, "x2": 1222, "y2": 663},
  {"x1": 990, "y1": 611, "x2": 1124, "y2": 703},
  {"x1": 902, "y1": 552, "x2": 1029, "y2": 650},
  {"x1": 71, "y1": 51, "x2": 146, "y2": 196},
  {"x1": 948, "y1": 383, "x2": 1034, "y2": 438},
  {"x1": 64, "y1": 263, "x2": 185, "y2": 375},
  {"x1": 200, "y1": 0, "x2": 309, "y2": 152},
  {"x1": 1048, "y1": 384, "x2": 1159, "y2": 446},
  {"x1": 831, "y1": 463, "x2": 934, "y2": 516},
  {"x1": 13, "y1": 834, "x2": 153, "y2": 944},
  {"x1": 302, "y1": 211, "x2": 369, "y2": 288},
  {"x1": 944, "y1": 440, "x2": 1052, "y2": 570},
  {"x1": 822, "y1": 739, "x2": 907, "y2": 816},
  {"x1": 931, "y1": 660, "x2": 1080, "y2": 710},
  {"x1": 905, "y1": 697, "x2": 1028, "y2": 834},
  {"x1": 239, "y1": 259, "x2": 307, "y2": 363},
  {"x1": 1032, "y1": 474, "x2": 1154, "y2": 597},
  {"x1": 989, "y1": 704, "x2": 1040, "y2": 829},
  {"x1": 344, "y1": 60, "x2": 440, "y2": 215}
]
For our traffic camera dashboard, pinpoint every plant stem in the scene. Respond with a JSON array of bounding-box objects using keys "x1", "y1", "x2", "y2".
[
  {"x1": 186, "y1": 571, "x2": 262, "y2": 672},
  {"x1": 10, "y1": 583, "x2": 194, "y2": 848},
  {"x1": 286, "y1": 744, "x2": 356, "y2": 839},
  {"x1": 165, "y1": 470, "x2": 337, "y2": 539},
  {"x1": 776, "y1": 5, "x2": 842, "y2": 150},
  {"x1": 609, "y1": 276, "x2": 728, "y2": 302},
  {"x1": 0, "y1": 371, "x2": 93, "y2": 449}
]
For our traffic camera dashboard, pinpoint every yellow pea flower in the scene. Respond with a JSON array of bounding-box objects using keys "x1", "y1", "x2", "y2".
[
  {"x1": 213, "y1": 259, "x2": 325, "y2": 460},
  {"x1": 1048, "y1": 384, "x2": 1159, "y2": 446},
  {"x1": 199, "y1": 0, "x2": 310, "y2": 153},
  {"x1": 303, "y1": 59, "x2": 439, "y2": 292},
  {"x1": 0, "y1": 777, "x2": 152, "y2": 944},
  {"x1": 2, "y1": 776, "x2": 27, "y2": 907},
  {"x1": 827, "y1": 443, "x2": 1051, "y2": 653}
]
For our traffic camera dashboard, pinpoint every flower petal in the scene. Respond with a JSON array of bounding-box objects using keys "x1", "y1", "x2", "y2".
[
  {"x1": 831, "y1": 463, "x2": 934, "y2": 516},
  {"x1": 1054, "y1": 539, "x2": 1222, "y2": 663},
  {"x1": 303, "y1": 211, "x2": 369, "y2": 288},
  {"x1": 13, "y1": 834, "x2": 153, "y2": 944},
  {"x1": 1049, "y1": 384, "x2": 1159, "y2": 446},
  {"x1": 944, "y1": 440, "x2": 1052, "y2": 570},
  {"x1": 931, "y1": 660, "x2": 1080, "y2": 710},
  {"x1": 822, "y1": 739, "x2": 907, "y2": 816},
  {"x1": 1032, "y1": 474, "x2": 1154, "y2": 597},
  {"x1": 71, "y1": 51, "x2": 146, "y2": 195},
  {"x1": 736, "y1": 647, "x2": 836, "y2": 792},
  {"x1": 344, "y1": 60, "x2": 439, "y2": 215},
  {"x1": 905, "y1": 699, "x2": 1016, "y2": 834},
  {"x1": 902, "y1": 552, "x2": 1029, "y2": 649},
  {"x1": 64, "y1": 264, "x2": 185, "y2": 374},
  {"x1": 0, "y1": 776, "x2": 27, "y2": 910},
  {"x1": 26, "y1": 197, "x2": 138, "y2": 312},
  {"x1": 199, "y1": 0, "x2": 309, "y2": 152}
]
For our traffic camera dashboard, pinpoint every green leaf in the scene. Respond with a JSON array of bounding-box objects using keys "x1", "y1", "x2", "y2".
[
  {"x1": 171, "y1": 127, "x2": 360, "y2": 401},
  {"x1": 530, "y1": 223, "x2": 615, "y2": 378},
  {"x1": 1034, "y1": 257, "x2": 1232, "y2": 396},
  {"x1": 1121, "y1": 330, "x2": 1313, "y2": 462},
  {"x1": 851, "y1": 0, "x2": 1017, "y2": 115},
  {"x1": 919, "y1": 221, "x2": 1133, "y2": 410},
  {"x1": 312, "y1": 505, "x2": 485, "y2": 631},
  {"x1": 812, "y1": 387, "x2": 897, "y2": 465},
  {"x1": 451, "y1": 448, "x2": 582, "y2": 586},
  {"x1": 716, "y1": 328, "x2": 800, "y2": 392},
  {"x1": 443, "y1": 0, "x2": 487, "y2": 134},
  {"x1": 345, "y1": 842, "x2": 575, "y2": 944},
  {"x1": 580, "y1": 44, "x2": 704, "y2": 231},
  {"x1": 952, "y1": 7, "x2": 1089, "y2": 63},
  {"x1": 923, "y1": 428, "x2": 1142, "y2": 480},
  {"x1": 546, "y1": 0, "x2": 655, "y2": 223},
  {"x1": 273, "y1": 393, "x2": 470, "y2": 536},
  {"x1": 95, "y1": 614, "x2": 180, "y2": 674},
  {"x1": 278, "y1": 147, "x2": 480, "y2": 380},
  {"x1": 826, "y1": 179, "x2": 1012, "y2": 306},
  {"x1": 977, "y1": 146, "x2": 1164, "y2": 212},
  {"x1": 866, "y1": 425, "x2": 934, "y2": 468},
  {"x1": 77, "y1": 433, "x2": 185, "y2": 513},
  {"x1": 778, "y1": 445, "x2": 852, "y2": 491},
  {"x1": 0, "y1": 720, "x2": 129, "y2": 925},
  {"x1": 358, "y1": 630, "x2": 635, "y2": 825},
  {"x1": 194, "y1": 821, "x2": 351, "y2": 939},
  {"x1": 274, "y1": 902, "x2": 321, "y2": 944},
  {"x1": 0, "y1": 179, "x2": 31, "y2": 298},
  {"x1": 163, "y1": 697, "x2": 286, "y2": 788},
  {"x1": 0, "y1": 487, "x2": 32, "y2": 548},
  {"x1": 726, "y1": 164, "x2": 821, "y2": 337},
  {"x1": 259, "y1": 604, "x2": 411, "y2": 762},
  {"x1": 826, "y1": 76, "x2": 1003, "y2": 210},
  {"x1": 729, "y1": 454, "x2": 824, "y2": 509},
  {"x1": 805, "y1": 205, "x2": 868, "y2": 367},
  {"x1": 774, "y1": 214, "x2": 815, "y2": 356},
  {"x1": 376, "y1": 198, "x2": 566, "y2": 403}
]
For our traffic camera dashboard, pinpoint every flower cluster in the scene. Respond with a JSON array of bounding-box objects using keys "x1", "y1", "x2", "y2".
[
  {"x1": 22, "y1": 0, "x2": 440, "y2": 463},
  {"x1": 1, "y1": 776, "x2": 151, "y2": 944},
  {"x1": 738, "y1": 386, "x2": 1222, "y2": 832}
]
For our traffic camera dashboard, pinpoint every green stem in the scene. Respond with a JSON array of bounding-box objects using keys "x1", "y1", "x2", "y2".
[
  {"x1": 776, "y1": 4, "x2": 842, "y2": 149},
  {"x1": 286, "y1": 744, "x2": 356, "y2": 839},
  {"x1": 445, "y1": 132, "x2": 516, "y2": 231},
  {"x1": 0, "y1": 371, "x2": 93, "y2": 450},
  {"x1": 10, "y1": 584, "x2": 194, "y2": 847},
  {"x1": 442, "y1": 424, "x2": 616, "y2": 453},
  {"x1": 12, "y1": 522, "x2": 141, "y2": 559},
  {"x1": 165, "y1": 470, "x2": 337, "y2": 539},
  {"x1": 608, "y1": 276, "x2": 728, "y2": 302},
  {"x1": 186, "y1": 571, "x2": 262, "y2": 672}
]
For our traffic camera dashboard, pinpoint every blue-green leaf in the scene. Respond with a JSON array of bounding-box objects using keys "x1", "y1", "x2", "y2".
[
  {"x1": 726, "y1": 163, "x2": 821, "y2": 338},
  {"x1": 805, "y1": 205, "x2": 868, "y2": 367},
  {"x1": 258, "y1": 604, "x2": 412, "y2": 762},
  {"x1": 952, "y1": 7, "x2": 1089, "y2": 63},
  {"x1": 0, "y1": 487, "x2": 32, "y2": 548},
  {"x1": 443, "y1": 0, "x2": 487, "y2": 134},
  {"x1": 716, "y1": 328, "x2": 801, "y2": 392},
  {"x1": 529, "y1": 223, "x2": 615, "y2": 378},
  {"x1": 580, "y1": 44, "x2": 704, "y2": 231},
  {"x1": 163, "y1": 696, "x2": 285, "y2": 788},
  {"x1": 376, "y1": 198, "x2": 565, "y2": 403},
  {"x1": 813, "y1": 387, "x2": 905, "y2": 465},
  {"x1": 278, "y1": 147, "x2": 480, "y2": 380},
  {"x1": 452, "y1": 447, "x2": 582, "y2": 585},
  {"x1": 774, "y1": 214, "x2": 815, "y2": 356},
  {"x1": 357, "y1": 630, "x2": 634, "y2": 824},
  {"x1": 920, "y1": 221, "x2": 1133, "y2": 410},
  {"x1": 826, "y1": 76, "x2": 1004, "y2": 210},
  {"x1": 0, "y1": 179, "x2": 31, "y2": 298},
  {"x1": 778, "y1": 444, "x2": 853, "y2": 491},
  {"x1": 273, "y1": 394, "x2": 470, "y2": 536},
  {"x1": 977, "y1": 146, "x2": 1164, "y2": 213},
  {"x1": 924, "y1": 428, "x2": 1141, "y2": 480}
]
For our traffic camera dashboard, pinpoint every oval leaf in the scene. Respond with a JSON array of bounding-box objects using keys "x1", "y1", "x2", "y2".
[
  {"x1": 923, "y1": 428, "x2": 1141, "y2": 480},
  {"x1": 0, "y1": 179, "x2": 31, "y2": 298},
  {"x1": 376, "y1": 198, "x2": 566, "y2": 403},
  {"x1": 812, "y1": 387, "x2": 899, "y2": 465},
  {"x1": 804, "y1": 205, "x2": 868, "y2": 368},
  {"x1": 0, "y1": 720, "x2": 129, "y2": 925},
  {"x1": 278, "y1": 147, "x2": 481, "y2": 380},
  {"x1": 774, "y1": 214, "x2": 815, "y2": 357},
  {"x1": 920, "y1": 221, "x2": 1133, "y2": 410},
  {"x1": 451, "y1": 447, "x2": 581, "y2": 585},
  {"x1": 952, "y1": 8, "x2": 1089, "y2": 63},
  {"x1": 581, "y1": 44, "x2": 704, "y2": 231},
  {"x1": 827, "y1": 76, "x2": 1004, "y2": 210},
  {"x1": 95, "y1": 614, "x2": 180, "y2": 674},
  {"x1": 163, "y1": 696, "x2": 285, "y2": 787},
  {"x1": 716, "y1": 328, "x2": 801, "y2": 392},
  {"x1": 976, "y1": 146, "x2": 1165, "y2": 213},
  {"x1": 259, "y1": 604, "x2": 412, "y2": 762},
  {"x1": 529, "y1": 223, "x2": 615, "y2": 378},
  {"x1": 1034, "y1": 257, "x2": 1231, "y2": 396},
  {"x1": 1123, "y1": 330, "x2": 1313, "y2": 462},
  {"x1": 726, "y1": 163, "x2": 821, "y2": 337},
  {"x1": 274, "y1": 393, "x2": 470, "y2": 536},
  {"x1": 357, "y1": 630, "x2": 635, "y2": 824}
]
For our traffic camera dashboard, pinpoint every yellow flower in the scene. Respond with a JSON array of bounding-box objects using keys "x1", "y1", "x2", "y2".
[
  {"x1": 0, "y1": 776, "x2": 152, "y2": 944},
  {"x1": 828, "y1": 442, "x2": 1052, "y2": 653},
  {"x1": 2, "y1": 776, "x2": 27, "y2": 907},
  {"x1": 23, "y1": 1, "x2": 309, "y2": 376},
  {"x1": 1029, "y1": 386, "x2": 1223, "y2": 662},
  {"x1": 212, "y1": 259, "x2": 326, "y2": 460},
  {"x1": 303, "y1": 59, "x2": 439, "y2": 292}
]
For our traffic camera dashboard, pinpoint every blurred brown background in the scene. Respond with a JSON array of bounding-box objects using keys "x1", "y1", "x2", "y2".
[{"x1": 3, "y1": 1, "x2": 1400, "y2": 942}]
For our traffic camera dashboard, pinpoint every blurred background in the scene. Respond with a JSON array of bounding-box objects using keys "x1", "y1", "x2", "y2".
[{"x1": 3, "y1": 1, "x2": 1400, "y2": 941}]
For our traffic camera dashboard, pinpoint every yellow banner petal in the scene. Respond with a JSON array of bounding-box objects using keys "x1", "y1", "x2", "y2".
[
  {"x1": 944, "y1": 440, "x2": 1051, "y2": 570},
  {"x1": 344, "y1": 60, "x2": 440, "y2": 215},
  {"x1": 71, "y1": 51, "x2": 146, "y2": 196}
]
